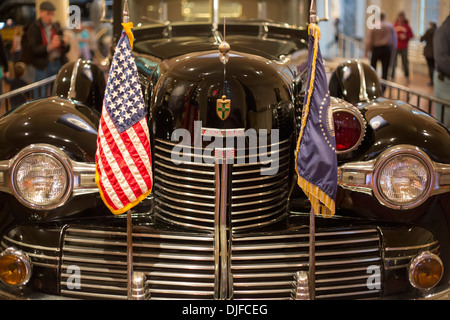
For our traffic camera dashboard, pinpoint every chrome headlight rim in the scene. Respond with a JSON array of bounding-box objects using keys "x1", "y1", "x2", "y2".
[
  {"x1": 330, "y1": 97, "x2": 367, "y2": 155},
  {"x1": 10, "y1": 144, "x2": 73, "y2": 211},
  {"x1": 372, "y1": 145, "x2": 434, "y2": 210}
]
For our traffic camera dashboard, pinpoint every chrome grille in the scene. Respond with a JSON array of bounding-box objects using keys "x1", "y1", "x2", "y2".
[
  {"x1": 232, "y1": 228, "x2": 382, "y2": 300},
  {"x1": 153, "y1": 138, "x2": 290, "y2": 231},
  {"x1": 61, "y1": 227, "x2": 215, "y2": 300},
  {"x1": 60, "y1": 226, "x2": 382, "y2": 300}
]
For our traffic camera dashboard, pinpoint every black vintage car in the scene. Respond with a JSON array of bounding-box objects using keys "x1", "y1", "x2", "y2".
[{"x1": 0, "y1": 0, "x2": 449, "y2": 300}]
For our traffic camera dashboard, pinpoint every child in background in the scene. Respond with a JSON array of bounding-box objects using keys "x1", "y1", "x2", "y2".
[{"x1": 3, "y1": 62, "x2": 29, "y2": 108}]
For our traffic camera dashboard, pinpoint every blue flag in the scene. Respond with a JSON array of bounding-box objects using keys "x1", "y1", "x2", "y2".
[{"x1": 295, "y1": 24, "x2": 337, "y2": 218}]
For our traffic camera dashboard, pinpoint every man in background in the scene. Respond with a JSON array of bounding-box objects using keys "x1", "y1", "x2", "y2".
[
  {"x1": 365, "y1": 12, "x2": 397, "y2": 84},
  {"x1": 433, "y1": 13, "x2": 450, "y2": 130},
  {"x1": 22, "y1": 1, "x2": 69, "y2": 98},
  {"x1": 421, "y1": 21, "x2": 437, "y2": 86}
]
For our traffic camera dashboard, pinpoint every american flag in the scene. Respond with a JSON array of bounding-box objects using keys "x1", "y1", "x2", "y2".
[{"x1": 95, "y1": 29, "x2": 153, "y2": 215}]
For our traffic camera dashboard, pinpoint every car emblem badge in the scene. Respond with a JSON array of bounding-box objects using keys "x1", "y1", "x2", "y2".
[{"x1": 217, "y1": 95, "x2": 231, "y2": 121}]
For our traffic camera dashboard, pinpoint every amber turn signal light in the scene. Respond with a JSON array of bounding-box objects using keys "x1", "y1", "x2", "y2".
[
  {"x1": 0, "y1": 248, "x2": 32, "y2": 286},
  {"x1": 409, "y1": 251, "x2": 444, "y2": 291}
]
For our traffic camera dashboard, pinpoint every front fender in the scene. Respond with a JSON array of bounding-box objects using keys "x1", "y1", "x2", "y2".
[
  {"x1": 360, "y1": 98, "x2": 450, "y2": 163},
  {"x1": 0, "y1": 97, "x2": 99, "y2": 162}
]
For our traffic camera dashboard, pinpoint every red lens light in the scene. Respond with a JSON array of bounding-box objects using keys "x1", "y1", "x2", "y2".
[{"x1": 333, "y1": 111, "x2": 362, "y2": 152}]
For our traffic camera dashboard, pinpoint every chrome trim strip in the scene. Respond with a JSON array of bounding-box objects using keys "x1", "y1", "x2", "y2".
[
  {"x1": 155, "y1": 168, "x2": 213, "y2": 184},
  {"x1": 232, "y1": 208, "x2": 286, "y2": 224},
  {"x1": 357, "y1": 60, "x2": 369, "y2": 102},
  {"x1": 385, "y1": 241, "x2": 439, "y2": 252},
  {"x1": 232, "y1": 158, "x2": 289, "y2": 173},
  {"x1": 231, "y1": 188, "x2": 283, "y2": 200},
  {"x1": 2, "y1": 236, "x2": 60, "y2": 253},
  {"x1": 155, "y1": 159, "x2": 214, "y2": 176},
  {"x1": 230, "y1": 201, "x2": 285, "y2": 215},
  {"x1": 231, "y1": 257, "x2": 381, "y2": 271},
  {"x1": 155, "y1": 175, "x2": 215, "y2": 192},
  {"x1": 231, "y1": 190, "x2": 288, "y2": 208},
  {"x1": 155, "y1": 199, "x2": 214, "y2": 215},
  {"x1": 147, "y1": 279, "x2": 215, "y2": 288},
  {"x1": 147, "y1": 271, "x2": 214, "y2": 279},
  {"x1": 154, "y1": 184, "x2": 215, "y2": 200},
  {"x1": 231, "y1": 177, "x2": 289, "y2": 192},
  {"x1": 233, "y1": 229, "x2": 379, "y2": 241},
  {"x1": 154, "y1": 191, "x2": 215, "y2": 208},
  {"x1": 68, "y1": 59, "x2": 81, "y2": 99},
  {"x1": 155, "y1": 137, "x2": 289, "y2": 150},
  {"x1": 60, "y1": 290, "x2": 125, "y2": 300},
  {"x1": 154, "y1": 211, "x2": 214, "y2": 231},
  {"x1": 214, "y1": 159, "x2": 221, "y2": 299}
]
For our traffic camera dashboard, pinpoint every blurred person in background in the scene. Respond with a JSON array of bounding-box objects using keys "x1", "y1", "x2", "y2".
[
  {"x1": 391, "y1": 12, "x2": 414, "y2": 83},
  {"x1": 433, "y1": 13, "x2": 450, "y2": 130},
  {"x1": 10, "y1": 26, "x2": 23, "y2": 63},
  {"x1": 421, "y1": 21, "x2": 437, "y2": 86},
  {"x1": 0, "y1": 34, "x2": 9, "y2": 95},
  {"x1": 22, "y1": 1, "x2": 69, "y2": 98},
  {"x1": 365, "y1": 12, "x2": 397, "y2": 84},
  {"x1": 3, "y1": 62, "x2": 29, "y2": 108}
]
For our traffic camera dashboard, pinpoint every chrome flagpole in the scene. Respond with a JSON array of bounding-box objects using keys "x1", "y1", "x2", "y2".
[
  {"x1": 308, "y1": 0, "x2": 317, "y2": 301},
  {"x1": 127, "y1": 210, "x2": 133, "y2": 299},
  {"x1": 308, "y1": 207, "x2": 316, "y2": 300},
  {"x1": 122, "y1": 0, "x2": 134, "y2": 300}
]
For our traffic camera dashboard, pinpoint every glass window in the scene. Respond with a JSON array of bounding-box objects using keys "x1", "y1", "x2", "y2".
[
  {"x1": 419, "y1": 0, "x2": 439, "y2": 35},
  {"x1": 129, "y1": 0, "x2": 309, "y2": 26}
]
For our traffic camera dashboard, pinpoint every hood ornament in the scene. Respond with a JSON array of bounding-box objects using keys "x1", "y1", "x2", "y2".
[
  {"x1": 219, "y1": 40, "x2": 230, "y2": 64},
  {"x1": 217, "y1": 17, "x2": 231, "y2": 121}
]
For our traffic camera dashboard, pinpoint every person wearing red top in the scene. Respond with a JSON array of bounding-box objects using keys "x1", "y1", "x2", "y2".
[{"x1": 391, "y1": 12, "x2": 414, "y2": 82}]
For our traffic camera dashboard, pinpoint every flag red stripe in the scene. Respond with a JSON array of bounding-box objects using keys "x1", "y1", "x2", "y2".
[
  {"x1": 102, "y1": 108, "x2": 150, "y2": 195},
  {"x1": 100, "y1": 114, "x2": 142, "y2": 200},
  {"x1": 120, "y1": 126, "x2": 152, "y2": 191},
  {"x1": 97, "y1": 136, "x2": 129, "y2": 206},
  {"x1": 125, "y1": 120, "x2": 153, "y2": 189}
]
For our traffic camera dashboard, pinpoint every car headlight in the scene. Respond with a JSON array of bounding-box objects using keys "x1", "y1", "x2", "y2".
[
  {"x1": 11, "y1": 145, "x2": 72, "y2": 210},
  {"x1": 373, "y1": 146, "x2": 434, "y2": 210}
]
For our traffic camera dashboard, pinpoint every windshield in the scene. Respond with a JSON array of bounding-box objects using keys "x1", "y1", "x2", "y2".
[{"x1": 129, "y1": 0, "x2": 309, "y2": 27}]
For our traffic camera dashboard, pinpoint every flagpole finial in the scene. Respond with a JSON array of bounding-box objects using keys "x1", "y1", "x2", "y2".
[
  {"x1": 123, "y1": 0, "x2": 130, "y2": 24},
  {"x1": 310, "y1": 0, "x2": 318, "y2": 24}
]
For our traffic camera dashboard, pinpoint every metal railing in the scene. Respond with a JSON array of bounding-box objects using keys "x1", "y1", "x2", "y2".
[
  {"x1": 380, "y1": 79, "x2": 450, "y2": 125},
  {"x1": 337, "y1": 34, "x2": 365, "y2": 59},
  {"x1": 1, "y1": 69, "x2": 449, "y2": 129},
  {"x1": 0, "y1": 75, "x2": 56, "y2": 114}
]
